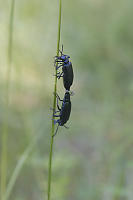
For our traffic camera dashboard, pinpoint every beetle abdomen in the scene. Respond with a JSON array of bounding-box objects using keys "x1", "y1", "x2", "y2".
[
  {"x1": 63, "y1": 62, "x2": 74, "y2": 90},
  {"x1": 60, "y1": 102, "x2": 71, "y2": 125}
]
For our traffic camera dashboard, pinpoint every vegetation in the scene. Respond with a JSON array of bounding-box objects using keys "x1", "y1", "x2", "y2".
[{"x1": 0, "y1": 0, "x2": 133, "y2": 199}]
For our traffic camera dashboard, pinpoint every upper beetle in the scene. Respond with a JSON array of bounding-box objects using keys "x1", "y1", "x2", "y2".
[{"x1": 55, "y1": 46, "x2": 74, "y2": 91}]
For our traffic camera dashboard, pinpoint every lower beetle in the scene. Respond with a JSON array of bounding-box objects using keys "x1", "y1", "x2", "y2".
[{"x1": 53, "y1": 91, "x2": 71, "y2": 137}]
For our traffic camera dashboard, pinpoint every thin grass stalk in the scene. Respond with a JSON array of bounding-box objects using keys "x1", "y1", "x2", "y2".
[
  {"x1": 0, "y1": 0, "x2": 15, "y2": 199},
  {"x1": 47, "y1": 1, "x2": 62, "y2": 200},
  {"x1": 5, "y1": 142, "x2": 34, "y2": 200},
  {"x1": 5, "y1": 129, "x2": 42, "y2": 200}
]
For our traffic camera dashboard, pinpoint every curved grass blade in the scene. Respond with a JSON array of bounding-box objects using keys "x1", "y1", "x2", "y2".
[{"x1": 5, "y1": 132, "x2": 42, "y2": 200}]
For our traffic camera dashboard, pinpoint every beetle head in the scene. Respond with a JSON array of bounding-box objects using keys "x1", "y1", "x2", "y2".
[
  {"x1": 60, "y1": 55, "x2": 66, "y2": 60},
  {"x1": 60, "y1": 55, "x2": 69, "y2": 61},
  {"x1": 64, "y1": 91, "x2": 70, "y2": 101}
]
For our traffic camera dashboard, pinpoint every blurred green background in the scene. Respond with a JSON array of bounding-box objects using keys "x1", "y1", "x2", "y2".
[{"x1": 1, "y1": 0, "x2": 133, "y2": 199}]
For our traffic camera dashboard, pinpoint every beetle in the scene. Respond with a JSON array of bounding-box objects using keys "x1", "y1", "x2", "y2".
[
  {"x1": 55, "y1": 46, "x2": 74, "y2": 91},
  {"x1": 52, "y1": 91, "x2": 71, "y2": 137}
]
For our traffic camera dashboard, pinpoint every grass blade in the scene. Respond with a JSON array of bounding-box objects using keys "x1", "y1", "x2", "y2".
[{"x1": 47, "y1": 0, "x2": 62, "y2": 200}]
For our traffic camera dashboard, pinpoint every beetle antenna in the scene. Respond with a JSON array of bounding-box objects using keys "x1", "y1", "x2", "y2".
[
  {"x1": 59, "y1": 44, "x2": 64, "y2": 55},
  {"x1": 52, "y1": 124, "x2": 59, "y2": 137},
  {"x1": 62, "y1": 44, "x2": 63, "y2": 53}
]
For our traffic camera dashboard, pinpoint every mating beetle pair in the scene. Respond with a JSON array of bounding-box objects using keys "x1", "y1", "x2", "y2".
[{"x1": 52, "y1": 46, "x2": 74, "y2": 137}]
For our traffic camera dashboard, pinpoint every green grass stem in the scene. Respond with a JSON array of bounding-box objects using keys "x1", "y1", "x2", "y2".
[
  {"x1": 0, "y1": 1, "x2": 15, "y2": 199},
  {"x1": 47, "y1": 1, "x2": 62, "y2": 200}
]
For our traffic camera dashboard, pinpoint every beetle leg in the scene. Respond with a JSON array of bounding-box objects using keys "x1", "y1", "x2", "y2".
[
  {"x1": 55, "y1": 62, "x2": 63, "y2": 65},
  {"x1": 56, "y1": 110, "x2": 60, "y2": 113},
  {"x1": 51, "y1": 108, "x2": 60, "y2": 116},
  {"x1": 56, "y1": 65, "x2": 63, "y2": 70},
  {"x1": 54, "y1": 60, "x2": 63, "y2": 69},
  {"x1": 56, "y1": 97, "x2": 61, "y2": 111},
  {"x1": 53, "y1": 92, "x2": 63, "y2": 102},
  {"x1": 53, "y1": 114, "x2": 60, "y2": 117},
  {"x1": 64, "y1": 125, "x2": 69, "y2": 129},
  {"x1": 55, "y1": 65, "x2": 61, "y2": 70},
  {"x1": 57, "y1": 72, "x2": 63, "y2": 79},
  {"x1": 56, "y1": 93, "x2": 63, "y2": 102},
  {"x1": 55, "y1": 55, "x2": 62, "y2": 59},
  {"x1": 52, "y1": 124, "x2": 60, "y2": 137},
  {"x1": 53, "y1": 110, "x2": 60, "y2": 113},
  {"x1": 55, "y1": 71, "x2": 61, "y2": 76},
  {"x1": 54, "y1": 58, "x2": 62, "y2": 63},
  {"x1": 53, "y1": 71, "x2": 61, "y2": 77},
  {"x1": 55, "y1": 61, "x2": 62, "y2": 64},
  {"x1": 54, "y1": 57, "x2": 62, "y2": 60},
  {"x1": 54, "y1": 56, "x2": 63, "y2": 61},
  {"x1": 53, "y1": 73, "x2": 60, "y2": 77}
]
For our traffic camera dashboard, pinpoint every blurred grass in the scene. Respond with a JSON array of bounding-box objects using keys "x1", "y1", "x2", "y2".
[
  {"x1": 1, "y1": 0, "x2": 15, "y2": 199},
  {"x1": 0, "y1": 0, "x2": 133, "y2": 199}
]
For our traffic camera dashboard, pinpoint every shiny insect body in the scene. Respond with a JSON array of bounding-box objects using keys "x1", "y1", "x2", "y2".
[
  {"x1": 55, "y1": 47, "x2": 74, "y2": 91},
  {"x1": 53, "y1": 91, "x2": 71, "y2": 137}
]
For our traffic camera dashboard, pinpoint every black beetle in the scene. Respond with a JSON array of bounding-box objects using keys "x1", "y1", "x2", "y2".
[
  {"x1": 53, "y1": 91, "x2": 71, "y2": 137},
  {"x1": 55, "y1": 46, "x2": 74, "y2": 91}
]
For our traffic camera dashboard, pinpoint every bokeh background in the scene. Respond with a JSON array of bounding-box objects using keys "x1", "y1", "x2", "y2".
[{"x1": 1, "y1": 0, "x2": 133, "y2": 199}]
